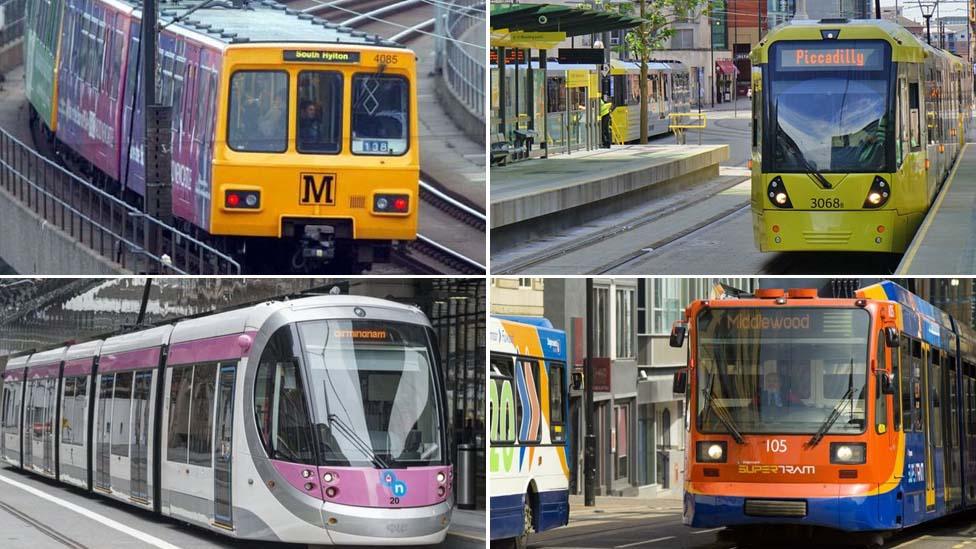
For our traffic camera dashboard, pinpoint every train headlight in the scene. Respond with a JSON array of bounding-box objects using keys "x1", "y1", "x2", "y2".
[
  {"x1": 767, "y1": 177, "x2": 792, "y2": 209},
  {"x1": 696, "y1": 441, "x2": 728, "y2": 463},
  {"x1": 436, "y1": 472, "x2": 446, "y2": 484},
  {"x1": 323, "y1": 472, "x2": 335, "y2": 483},
  {"x1": 862, "y1": 176, "x2": 890, "y2": 209},
  {"x1": 829, "y1": 442, "x2": 866, "y2": 464},
  {"x1": 373, "y1": 193, "x2": 410, "y2": 214}
]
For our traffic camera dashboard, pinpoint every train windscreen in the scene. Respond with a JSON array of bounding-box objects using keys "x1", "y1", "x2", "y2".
[
  {"x1": 766, "y1": 40, "x2": 892, "y2": 174},
  {"x1": 351, "y1": 74, "x2": 409, "y2": 155},
  {"x1": 695, "y1": 307, "x2": 871, "y2": 436},
  {"x1": 298, "y1": 319, "x2": 443, "y2": 468}
]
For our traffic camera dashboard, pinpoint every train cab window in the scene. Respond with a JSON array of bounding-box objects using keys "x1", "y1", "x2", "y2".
[
  {"x1": 490, "y1": 355, "x2": 516, "y2": 444},
  {"x1": 351, "y1": 74, "x2": 408, "y2": 155},
  {"x1": 254, "y1": 327, "x2": 316, "y2": 465},
  {"x1": 549, "y1": 362, "x2": 566, "y2": 443},
  {"x1": 297, "y1": 72, "x2": 343, "y2": 154},
  {"x1": 227, "y1": 71, "x2": 288, "y2": 153}
]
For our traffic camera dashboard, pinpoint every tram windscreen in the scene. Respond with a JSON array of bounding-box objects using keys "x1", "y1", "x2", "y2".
[
  {"x1": 695, "y1": 307, "x2": 870, "y2": 435},
  {"x1": 299, "y1": 320, "x2": 443, "y2": 467},
  {"x1": 767, "y1": 41, "x2": 892, "y2": 173},
  {"x1": 351, "y1": 74, "x2": 409, "y2": 155}
]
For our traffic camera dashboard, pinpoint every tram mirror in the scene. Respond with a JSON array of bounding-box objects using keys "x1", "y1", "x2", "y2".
[
  {"x1": 879, "y1": 372, "x2": 895, "y2": 395},
  {"x1": 672, "y1": 369, "x2": 687, "y2": 394},
  {"x1": 884, "y1": 327, "x2": 900, "y2": 348},
  {"x1": 669, "y1": 323, "x2": 687, "y2": 348}
]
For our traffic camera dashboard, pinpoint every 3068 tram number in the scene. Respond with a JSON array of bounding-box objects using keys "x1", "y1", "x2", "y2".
[{"x1": 810, "y1": 198, "x2": 843, "y2": 209}]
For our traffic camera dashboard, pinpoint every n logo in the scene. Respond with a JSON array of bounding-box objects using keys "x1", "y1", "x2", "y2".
[{"x1": 300, "y1": 173, "x2": 337, "y2": 205}]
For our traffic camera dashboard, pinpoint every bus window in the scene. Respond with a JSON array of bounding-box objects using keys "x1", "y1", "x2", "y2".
[
  {"x1": 490, "y1": 355, "x2": 516, "y2": 444},
  {"x1": 549, "y1": 362, "x2": 566, "y2": 443},
  {"x1": 517, "y1": 359, "x2": 541, "y2": 443}
]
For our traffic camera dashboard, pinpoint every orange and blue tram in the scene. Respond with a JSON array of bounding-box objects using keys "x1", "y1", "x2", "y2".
[{"x1": 672, "y1": 281, "x2": 976, "y2": 545}]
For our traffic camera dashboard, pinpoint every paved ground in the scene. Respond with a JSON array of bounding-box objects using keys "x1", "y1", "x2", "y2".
[
  {"x1": 525, "y1": 494, "x2": 976, "y2": 549},
  {"x1": 0, "y1": 465, "x2": 482, "y2": 549}
]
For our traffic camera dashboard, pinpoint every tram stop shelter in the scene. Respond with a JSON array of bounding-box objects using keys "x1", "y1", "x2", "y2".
[{"x1": 490, "y1": 3, "x2": 641, "y2": 161}]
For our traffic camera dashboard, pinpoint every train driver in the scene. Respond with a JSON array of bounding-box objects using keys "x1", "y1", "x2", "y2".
[{"x1": 298, "y1": 100, "x2": 326, "y2": 151}]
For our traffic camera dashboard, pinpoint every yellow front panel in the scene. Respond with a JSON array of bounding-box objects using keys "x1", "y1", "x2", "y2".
[{"x1": 211, "y1": 44, "x2": 420, "y2": 240}]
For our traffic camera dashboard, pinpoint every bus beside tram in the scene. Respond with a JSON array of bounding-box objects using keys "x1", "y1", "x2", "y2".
[
  {"x1": 490, "y1": 316, "x2": 571, "y2": 548},
  {"x1": 672, "y1": 281, "x2": 976, "y2": 546}
]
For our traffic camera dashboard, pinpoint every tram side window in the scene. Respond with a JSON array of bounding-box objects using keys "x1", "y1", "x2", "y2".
[
  {"x1": 254, "y1": 327, "x2": 317, "y2": 465},
  {"x1": 188, "y1": 364, "x2": 216, "y2": 467},
  {"x1": 908, "y1": 82, "x2": 921, "y2": 151},
  {"x1": 61, "y1": 378, "x2": 75, "y2": 445},
  {"x1": 932, "y1": 352, "x2": 944, "y2": 449},
  {"x1": 949, "y1": 357, "x2": 959, "y2": 447},
  {"x1": 112, "y1": 372, "x2": 133, "y2": 457},
  {"x1": 166, "y1": 366, "x2": 193, "y2": 463},
  {"x1": 490, "y1": 355, "x2": 516, "y2": 444},
  {"x1": 298, "y1": 72, "x2": 343, "y2": 154},
  {"x1": 892, "y1": 342, "x2": 901, "y2": 431},
  {"x1": 227, "y1": 71, "x2": 288, "y2": 153},
  {"x1": 875, "y1": 331, "x2": 888, "y2": 433},
  {"x1": 549, "y1": 362, "x2": 566, "y2": 443},
  {"x1": 911, "y1": 338, "x2": 922, "y2": 431}
]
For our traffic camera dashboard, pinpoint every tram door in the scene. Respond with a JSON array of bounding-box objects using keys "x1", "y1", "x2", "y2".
[
  {"x1": 95, "y1": 374, "x2": 114, "y2": 490},
  {"x1": 213, "y1": 364, "x2": 236, "y2": 527},
  {"x1": 130, "y1": 371, "x2": 153, "y2": 502},
  {"x1": 43, "y1": 378, "x2": 54, "y2": 474}
]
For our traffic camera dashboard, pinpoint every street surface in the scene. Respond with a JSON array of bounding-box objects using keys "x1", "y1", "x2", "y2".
[
  {"x1": 0, "y1": 466, "x2": 481, "y2": 549},
  {"x1": 526, "y1": 495, "x2": 976, "y2": 548},
  {"x1": 491, "y1": 100, "x2": 902, "y2": 275}
]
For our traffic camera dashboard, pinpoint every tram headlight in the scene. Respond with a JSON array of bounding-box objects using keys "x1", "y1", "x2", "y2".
[
  {"x1": 862, "y1": 176, "x2": 890, "y2": 209},
  {"x1": 767, "y1": 177, "x2": 792, "y2": 209},
  {"x1": 436, "y1": 472, "x2": 446, "y2": 484},
  {"x1": 322, "y1": 472, "x2": 336, "y2": 483},
  {"x1": 696, "y1": 441, "x2": 728, "y2": 463},
  {"x1": 829, "y1": 442, "x2": 866, "y2": 464}
]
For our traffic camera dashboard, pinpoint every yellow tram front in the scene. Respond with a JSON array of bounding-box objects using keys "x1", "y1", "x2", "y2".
[
  {"x1": 750, "y1": 19, "x2": 966, "y2": 254},
  {"x1": 212, "y1": 43, "x2": 419, "y2": 266}
]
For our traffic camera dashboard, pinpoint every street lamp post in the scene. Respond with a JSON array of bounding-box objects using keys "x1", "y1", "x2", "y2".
[
  {"x1": 918, "y1": 2, "x2": 937, "y2": 46},
  {"x1": 584, "y1": 278, "x2": 596, "y2": 507}
]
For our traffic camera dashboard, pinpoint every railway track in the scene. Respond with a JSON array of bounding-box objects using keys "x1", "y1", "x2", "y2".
[{"x1": 284, "y1": 0, "x2": 486, "y2": 275}]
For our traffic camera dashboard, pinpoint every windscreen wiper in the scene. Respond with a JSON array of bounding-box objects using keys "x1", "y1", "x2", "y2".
[
  {"x1": 326, "y1": 413, "x2": 391, "y2": 469},
  {"x1": 701, "y1": 371, "x2": 745, "y2": 444},
  {"x1": 773, "y1": 100, "x2": 833, "y2": 190},
  {"x1": 807, "y1": 363, "x2": 856, "y2": 448}
]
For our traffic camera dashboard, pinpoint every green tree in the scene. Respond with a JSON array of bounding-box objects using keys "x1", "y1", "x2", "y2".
[{"x1": 619, "y1": 0, "x2": 708, "y2": 143}]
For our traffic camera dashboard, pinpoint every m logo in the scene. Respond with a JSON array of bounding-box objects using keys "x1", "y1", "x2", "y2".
[{"x1": 300, "y1": 173, "x2": 336, "y2": 205}]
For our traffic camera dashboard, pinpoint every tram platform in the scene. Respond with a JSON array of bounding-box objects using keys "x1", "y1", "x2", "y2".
[
  {"x1": 898, "y1": 143, "x2": 976, "y2": 275},
  {"x1": 490, "y1": 144, "x2": 729, "y2": 252}
]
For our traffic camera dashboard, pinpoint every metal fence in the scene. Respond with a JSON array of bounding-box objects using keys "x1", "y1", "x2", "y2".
[
  {"x1": 0, "y1": 128, "x2": 241, "y2": 274},
  {"x1": 0, "y1": 0, "x2": 25, "y2": 49},
  {"x1": 436, "y1": 0, "x2": 485, "y2": 120}
]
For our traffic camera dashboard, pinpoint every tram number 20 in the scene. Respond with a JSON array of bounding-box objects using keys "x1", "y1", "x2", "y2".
[
  {"x1": 765, "y1": 439, "x2": 788, "y2": 453},
  {"x1": 390, "y1": 496, "x2": 401, "y2": 505},
  {"x1": 810, "y1": 198, "x2": 843, "y2": 209}
]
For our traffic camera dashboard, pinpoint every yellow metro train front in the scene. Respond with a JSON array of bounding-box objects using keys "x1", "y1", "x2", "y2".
[
  {"x1": 750, "y1": 19, "x2": 970, "y2": 253},
  {"x1": 212, "y1": 43, "x2": 419, "y2": 247}
]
